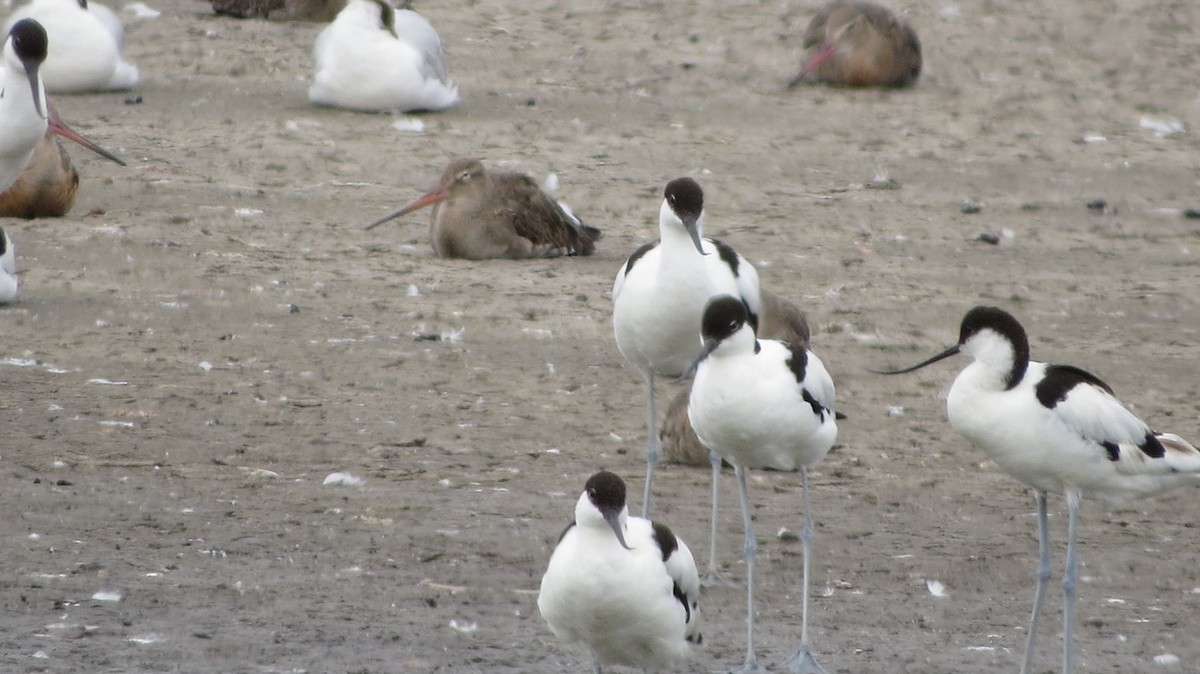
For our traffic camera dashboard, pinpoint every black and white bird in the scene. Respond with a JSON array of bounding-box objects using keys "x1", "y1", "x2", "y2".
[
  {"x1": 612, "y1": 177, "x2": 762, "y2": 519},
  {"x1": 0, "y1": 226, "x2": 19, "y2": 303},
  {"x1": 538, "y1": 470, "x2": 701, "y2": 673},
  {"x1": 876, "y1": 305, "x2": 1200, "y2": 674},
  {"x1": 0, "y1": 19, "x2": 54, "y2": 194},
  {"x1": 687, "y1": 296, "x2": 839, "y2": 674}
]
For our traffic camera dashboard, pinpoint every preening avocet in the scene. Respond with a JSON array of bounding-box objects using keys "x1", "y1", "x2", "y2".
[
  {"x1": 364, "y1": 157, "x2": 600, "y2": 259},
  {"x1": 0, "y1": 226, "x2": 19, "y2": 303},
  {"x1": 309, "y1": 0, "x2": 458, "y2": 113},
  {"x1": 538, "y1": 470, "x2": 701, "y2": 673},
  {"x1": 687, "y1": 295, "x2": 839, "y2": 673},
  {"x1": 2, "y1": 0, "x2": 138, "y2": 92},
  {"x1": 612, "y1": 177, "x2": 762, "y2": 519},
  {"x1": 876, "y1": 305, "x2": 1200, "y2": 674},
  {"x1": 788, "y1": 1, "x2": 921, "y2": 89}
]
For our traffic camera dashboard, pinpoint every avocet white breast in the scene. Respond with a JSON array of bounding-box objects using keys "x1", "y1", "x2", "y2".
[
  {"x1": 309, "y1": 0, "x2": 458, "y2": 113},
  {"x1": 877, "y1": 305, "x2": 1200, "y2": 674},
  {"x1": 538, "y1": 470, "x2": 701, "y2": 673},
  {"x1": 612, "y1": 176, "x2": 762, "y2": 518},
  {"x1": 0, "y1": 19, "x2": 52, "y2": 194},
  {"x1": 687, "y1": 295, "x2": 838, "y2": 673},
  {"x1": 0, "y1": 225, "x2": 19, "y2": 303},
  {"x1": 2, "y1": 0, "x2": 137, "y2": 92},
  {"x1": 0, "y1": 100, "x2": 126, "y2": 218}
]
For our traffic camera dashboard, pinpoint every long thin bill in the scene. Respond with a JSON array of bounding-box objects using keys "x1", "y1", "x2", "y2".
[
  {"x1": 363, "y1": 186, "x2": 447, "y2": 231},
  {"x1": 870, "y1": 345, "x2": 960, "y2": 375},
  {"x1": 683, "y1": 216, "x2": 707, "y2": 256},
  {"x1": 49, "y1": 116, "x2": 127, "y2": 166},
  {"x1": 788, "y1": 41, "x2": 837, "y2": 89},
  {"x1": 26, "y1": 62, "x2": 46, "y2": 120},
  {"x1": 679, "y1": 337, "x2": 718, "y2": 382},
  {"x1": 603, "y1": 509, "x2": 632, "y2": 550}
]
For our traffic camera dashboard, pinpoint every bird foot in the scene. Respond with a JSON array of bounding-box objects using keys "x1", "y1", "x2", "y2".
[
  {"x1": 722, "y1": 661, "x2": 768, "y2": 674},
  {"x1": 782, "y1": 646, "x2": 828, "y2": 674},
  {"x1": 699, "y1": 568, "x2": 737, "y2": 588}
]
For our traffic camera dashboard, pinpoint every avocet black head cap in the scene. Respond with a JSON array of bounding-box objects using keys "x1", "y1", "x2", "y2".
[
  {"x1": 701, "y1": 295, "x2": 748, "y2": 343},
  {"x1": 874, "y1": 305, "x2": 1031, "y2": 390},
  {"x1": 958, "y1": 306, "x2": 1027, "y2": 348},
  {"x1": 664, "y1": 177, "x2": 707, "y2": 255},
  {"x1": 679, "y1": 295, "x2": 750, "y2": 380},
  {"x1": 584, "y1": 471, "x2": 631, "y2": 550},
  {"x1": 8, "y1": 19, "x2": 48, "y2": 120}
]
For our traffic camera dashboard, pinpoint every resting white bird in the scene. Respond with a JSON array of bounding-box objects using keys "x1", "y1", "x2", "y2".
[{"x1": 309, "y1": 0, "x2": 458, "y2": 113}]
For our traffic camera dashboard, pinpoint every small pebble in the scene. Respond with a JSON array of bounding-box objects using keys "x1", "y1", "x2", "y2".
[
  {"x1": 977, "y1": 232, "x2": 1000, "y2": 245},
  {"x1": 1086, "y1": 199, "x2": 1115, "y2": 214},
  {"x1": 1183, "y1": 209, "x2": 1200, "y2": 220},
  {"x1": 124, "y1": 96, "x2": 143, "y2": 105},
  {"x1": 960, "y1": 201, "x2": 982, "y2": 214}
]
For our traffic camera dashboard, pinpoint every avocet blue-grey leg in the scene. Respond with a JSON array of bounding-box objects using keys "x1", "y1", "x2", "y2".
[
  {"x1": 783, "y1": 466, "x2": 827, "y2": 674},
  {"x1": 731, "y1": 465, "x2": 766, "y2": 673},
  {"x1": 701, "y1": 449, "x2": 735, "y2": 587},
  {"x1": 640, "y1": 370, "x2": 658, "y2": 518},
  {"x1": 1062, "y1": 489, "x2": 1082, "y2": 674},
  {"x1": 1020, "y1": 490, "x2": 1051, "y2": 674}
]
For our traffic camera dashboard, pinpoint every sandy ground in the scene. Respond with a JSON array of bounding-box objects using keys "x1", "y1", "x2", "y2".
[{"x1": 2, "y1": 0, "x2": 1200, "y2": 671}]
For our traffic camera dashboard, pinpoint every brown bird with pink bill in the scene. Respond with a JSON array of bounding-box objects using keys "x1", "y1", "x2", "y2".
[
  {"x1": 789, "y1": 1, "x2": 921, "y2": 88},
  {"x1": 364, "y1": 157, "x2": 600, "y2": 260}
]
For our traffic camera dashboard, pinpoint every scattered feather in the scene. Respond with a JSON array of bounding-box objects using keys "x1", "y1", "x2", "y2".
[
  {"x1": 323, "y1": 472, "x2": 365, "y2": 486},
  {"x1": 92, "y1": 591, "x2": 122, "y2": 603},
  {"x1": 391, "y1": 117, "x2": 426, "y2": 133},
  {"x1": 123, "y1": 2, "x2": 160, "y2": 18},
  {"x1": 1154, "y1": 654, "x2": 1181, "y2": 667},
  {"x1": 926, "y1": 579, "x2": 948, "y2": 597},
  {"x1": 87, "y1": 378, "x2": 128, "y2": 386},
  {"x1": 1138, "y1": 115, "x2": 1184, "y2": 138},
  {"x1": 449, "y1": 619, "x2": 478, "y2": 634}
]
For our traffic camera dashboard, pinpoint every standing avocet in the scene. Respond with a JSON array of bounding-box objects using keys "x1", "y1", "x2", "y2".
[
  {"x1": 309, "y1": 0, "x2": 458, "y2": 113},
  {"x1": 687, "y1": 295, "x2": 839, "y2": 674},
  {"x1": 538, "y1": 470, "x2": 701, "y2": 673},
  {"x1": 612, "y1": 177, "x2": 761, "y2": 519},
  {"x1": 876, "y1": 305, "x2": 1200, "y2": 674}
]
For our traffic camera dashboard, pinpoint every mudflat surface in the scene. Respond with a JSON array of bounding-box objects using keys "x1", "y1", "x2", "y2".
[{"x1": 2, "y1": 0, "x2": 1199, "y2": 671}]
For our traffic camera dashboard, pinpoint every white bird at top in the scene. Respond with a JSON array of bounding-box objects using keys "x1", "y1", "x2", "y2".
[
  {"x1": 612, "y1": 176, "x2": 762, "y2": 520},
  {"x1": 309, "y1": 0, "x2": 458, "y2": 113},
  {"x1": 2, "y1": 0, "x2": 138, "y2": 92},
  {"x1": 687, "y1": 295, "x2": 839, "y2": 673},
  {"x1": 538, "y1": 470, "x2": 701, "y2": 673},
  {"x1": 877, "y1": 305, "x2": 1200, "y2": 674}
]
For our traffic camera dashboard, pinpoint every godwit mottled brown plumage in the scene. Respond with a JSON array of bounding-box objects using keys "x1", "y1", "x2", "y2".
[
  {"x1": 365, "y1": 157, "x2": 600, "y2": 260},
  {"x1": 789, "y1": 1, "x2": 921, "y2": 88}
]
